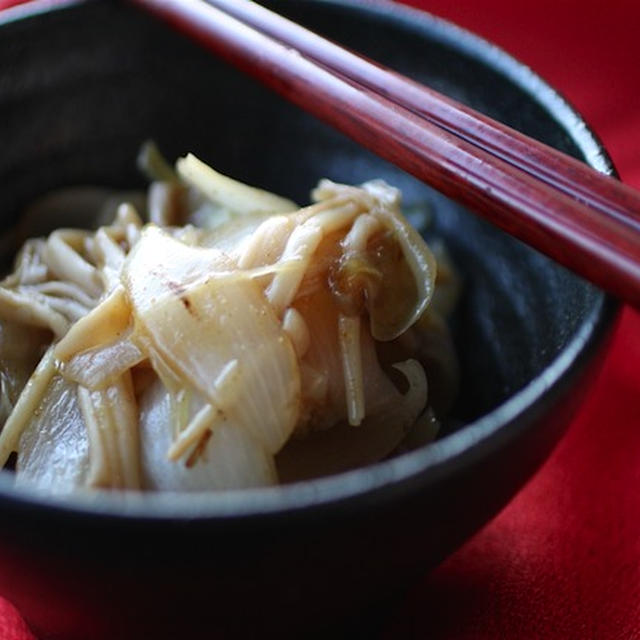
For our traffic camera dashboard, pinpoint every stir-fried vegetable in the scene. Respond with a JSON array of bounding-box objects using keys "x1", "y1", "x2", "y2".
[{"x1": 0, "y1": 150, "x2": 459, "y2": 494}]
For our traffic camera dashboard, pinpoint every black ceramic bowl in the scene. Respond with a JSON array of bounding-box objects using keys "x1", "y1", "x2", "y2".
[{"x1": 0, "y1": 1, "x2": 618, "y2": 638}]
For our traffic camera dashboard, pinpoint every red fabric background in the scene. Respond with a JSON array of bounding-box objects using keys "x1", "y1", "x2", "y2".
[{"x1": 0, "y1": 0, "x2": 639, "y2": 638}]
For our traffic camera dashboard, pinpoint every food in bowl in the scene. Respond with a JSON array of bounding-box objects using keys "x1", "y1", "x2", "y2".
[{"x1": 0, "y1": 144, "x2": 459, "y2": 493}]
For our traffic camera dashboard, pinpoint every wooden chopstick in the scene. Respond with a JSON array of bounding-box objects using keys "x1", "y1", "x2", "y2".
[
  {"x1": 206, "y1": 0, "x2": 640, "y2": 229},
  {"x1": 131, "y1": 0, "x2": 640, "y2": 307}
]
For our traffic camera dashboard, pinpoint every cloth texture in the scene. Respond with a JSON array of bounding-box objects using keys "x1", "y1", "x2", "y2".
[{"x1": 0, "y1": 0, "x2": 639, "y2": 638}]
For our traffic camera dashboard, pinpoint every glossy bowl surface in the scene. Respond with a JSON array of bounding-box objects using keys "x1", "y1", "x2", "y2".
[{"x1": 0, "y1": 0, "x2": 617, "y2": 637}]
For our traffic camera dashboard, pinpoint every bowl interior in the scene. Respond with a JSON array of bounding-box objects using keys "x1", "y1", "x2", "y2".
[{"x1": 0, "y1": 0, "x2": 611, "y2": 511}]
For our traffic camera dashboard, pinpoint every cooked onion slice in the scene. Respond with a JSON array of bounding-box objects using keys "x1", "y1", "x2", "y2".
[
  {"x1": 177, "y1": 153, "x2": 298, "y2": 220},
  {"x1": 313, "y1": 179, "x2": 437, "y2": 341},
  {"x1": 54, "y1": 286, "x2": 131, "y2": 362},
  {"x1": 62, "y1": 336, "x2": 145, "y2": 391},
  {"x1": 122, "y1": 227, "x2": 301, "y2": 455},
  {"x1": 77, "y1": 371, "x2": 140, "y2": 490},
  {"x1": 378, "y1": 309, "x2": 459, "y2": 416},
  {"x1": 15, "y1": 375, "x2": 90, "y2": 493},
  {"x1": 0, "y1": 320, "x2": 50, "y2": 426},
  {"x1": 0, "y1": 347, "x2": 56, "y2": 467},
  {"x1": 276, "y1": 359, "x2": 427, "y2": 482},
  {"x1": 139, "y1": 379, "x2": 277, "y2": 491},
  {"x1": 167, "y1": 359, "x2": 239, "y2": 461}
]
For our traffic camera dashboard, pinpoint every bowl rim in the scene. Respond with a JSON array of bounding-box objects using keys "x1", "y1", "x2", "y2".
[{"x1": 0, "y1": 0, "x2": 619, "y2": 522}]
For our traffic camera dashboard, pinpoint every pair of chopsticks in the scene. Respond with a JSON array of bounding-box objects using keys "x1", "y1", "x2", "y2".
[{"x1": 131, "y1": 0, "x2": 640, "y2": 307}]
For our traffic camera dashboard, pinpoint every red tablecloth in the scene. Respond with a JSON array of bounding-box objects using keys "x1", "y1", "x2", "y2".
[{"x1": 1, "y1": 0, "x2": 639, "y2": 638}]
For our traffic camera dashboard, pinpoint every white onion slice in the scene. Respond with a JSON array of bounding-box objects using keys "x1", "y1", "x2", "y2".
[
  {"x1": 54, "y1": 286, "x2": 130, "y2": 362},
  {"x1": 62, "y1": 337, "x2": 145, "y2": 391},
  {"x1": 139, "y1": 379, "x2": 276, "y2": 491},
  {"x1": 276, "y1": 359, "x2": 427, "y2": 482},
  {"x1": 15, "y1": 375, "x2": 90, "y2": 493},
  {"x1": 0, "y1": 348, "x2": 57, "y2": 467},
  {"x1": 122, "y1": 228, "x2": 301, "y2": 454},
  {"x1": 77, "y1": 371, "x2": 140, "y2": 490},
  {"x1": 177, "y1": 153, "x2": 298, "y2": 218},
  {"x1": 312, "y1": 179, "x2": 437, "y2": 341}
]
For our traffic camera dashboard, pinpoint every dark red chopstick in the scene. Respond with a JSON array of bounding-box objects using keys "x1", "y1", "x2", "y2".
[
  {"x1": 205, "y1": 0, "x2": 640, "y2": 230},
  {"x1": 131, "y1": 0, "x2": 640, "y2": 307}
]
